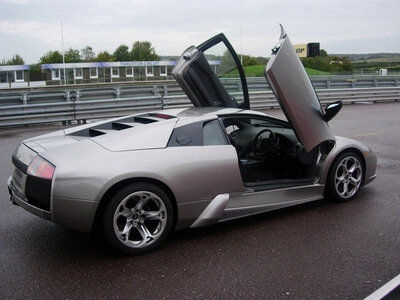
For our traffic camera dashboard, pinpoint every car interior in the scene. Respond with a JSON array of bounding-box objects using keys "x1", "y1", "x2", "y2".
[
  {"x1": 172, "y1": 34, "x2": 324, "y2": 189},
  {"x1": 222, "y1": 116, "x2": 318, "y2": 187}
]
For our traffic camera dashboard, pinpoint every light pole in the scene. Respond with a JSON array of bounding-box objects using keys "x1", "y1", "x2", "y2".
[
  {"x1": 61, "y1": 21, "x2": 66, "y2": 85},
  {"x1": 240, "y1": 26, "x2": 243, "y2": 66}
]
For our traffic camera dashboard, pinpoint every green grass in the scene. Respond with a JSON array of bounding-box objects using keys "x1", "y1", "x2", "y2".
[
  {"x1": 304, "y1": 67, "x2": 332, "y2": 76},
  {"x1": 225, "y1": 64, "x2": 332, "y2": 77},
  {"x1": 241, "y1": 65, "x2": 265, "y2": 77}
]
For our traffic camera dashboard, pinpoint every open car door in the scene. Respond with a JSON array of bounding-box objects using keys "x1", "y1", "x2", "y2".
[
  {"x1": 265, "y1": 25, "x2": 336, "y2": 153},
  {"x1": 172, "y1": 33, "x2": 250, "y2": 109}
]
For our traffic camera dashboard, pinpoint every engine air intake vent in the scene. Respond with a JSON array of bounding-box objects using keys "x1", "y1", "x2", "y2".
[{"x1": 68, "y1": 113, "x2": 176, "y2": 138}]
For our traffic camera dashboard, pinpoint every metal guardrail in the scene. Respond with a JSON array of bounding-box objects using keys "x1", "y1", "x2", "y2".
[
  {"x1": 163, "y1": 87, "x2": 400, "y2": 110},
  {"x1": 0, "y1": 77, "x2": 399, "y2": 127},
  {"x1": 0, "y1": 76, "x2": 399, "y2": 104},
  {"x1": 1, "y1": 76, "x2": 400, "y2": 106}
]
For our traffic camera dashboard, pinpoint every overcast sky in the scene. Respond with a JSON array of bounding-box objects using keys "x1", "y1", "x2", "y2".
[{"x1": 1, "y1": 0, "x2": 399, "y2": 64}]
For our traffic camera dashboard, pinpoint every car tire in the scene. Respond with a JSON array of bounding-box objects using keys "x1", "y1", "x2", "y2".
[
  {"x1": 102, "y1": 182, "x2": 174, "y2": 255},
  {"x1": 326, "y1": 151, "x2": 364, "y2": 202}
]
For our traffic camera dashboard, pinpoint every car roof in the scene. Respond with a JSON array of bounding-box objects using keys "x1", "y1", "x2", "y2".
[
  {"x1": 172, "y1": 107, "x2": 270, "y2": 118},
  {"x1": 159, "y1": 107, "x2": 277, "y2": 130}
]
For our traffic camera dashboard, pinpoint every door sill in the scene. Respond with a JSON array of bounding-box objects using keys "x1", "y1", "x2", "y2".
[{"x1": 244, "y1": 178, "x2": 316, "y2": 192}]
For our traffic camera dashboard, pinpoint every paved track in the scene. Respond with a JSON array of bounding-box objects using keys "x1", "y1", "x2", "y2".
[{"x1": 0, "y1": 102, "x2": 399, "y2": 299}]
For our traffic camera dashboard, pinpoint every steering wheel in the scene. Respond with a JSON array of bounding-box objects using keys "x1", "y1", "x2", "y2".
[{"x1": 251, "y1": 129, "x2": 277, "y2": 157}]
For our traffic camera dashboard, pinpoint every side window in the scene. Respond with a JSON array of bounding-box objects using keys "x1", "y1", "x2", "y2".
[
  {"x1": 203, "y1": 120, "x2": 227, "y2": 146},
  {"x1": 168, "y1": 119, "x2": 227, "y2": 147}
]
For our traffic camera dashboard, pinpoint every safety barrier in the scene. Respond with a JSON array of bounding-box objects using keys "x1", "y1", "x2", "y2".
[{"x1": 0, "y1": 78, "x2": 399, "y2": 127}]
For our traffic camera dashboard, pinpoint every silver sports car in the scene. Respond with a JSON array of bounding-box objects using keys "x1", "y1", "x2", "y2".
[{"x1": 8, "y1": 26, "x2": 377, "y2": 254}]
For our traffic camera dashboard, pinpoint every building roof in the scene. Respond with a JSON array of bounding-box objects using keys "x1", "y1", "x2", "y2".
[
  {"x1": 0, "y1": 65, "x2": 30, "y2": 71},
  {"x1": 40, "y1": 60, "x2": 220, "y2": 69}
]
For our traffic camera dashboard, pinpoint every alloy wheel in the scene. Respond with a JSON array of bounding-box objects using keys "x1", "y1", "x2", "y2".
[
  {"x1": 334, "y1": 155, "x2": 362, "y2": 199},
  {"x1": 113, "y1": 191, "x2": 167, "y2": 248}
]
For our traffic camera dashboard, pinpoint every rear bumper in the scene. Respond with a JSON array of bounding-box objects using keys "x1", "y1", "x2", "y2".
[{"x1": 7, "y1": 176, "x2": 51, "y2": 221}]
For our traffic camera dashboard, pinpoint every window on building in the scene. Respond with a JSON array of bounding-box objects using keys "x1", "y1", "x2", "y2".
[
  {"x1": 7, "y1": 71, "x2": 14, "y2": 82},
  {"x1": 134, "y1": 67, "x2": 145, "y2": 80},
  {"x1": 111, "y1": 67, "x2": 119, "y2": 77},
  {"x1": 146, "y1": 66, "x2": 154, "y2": 77},
  {"x1": 52, "y1": 69, "x2": 60, "y2": 80},
  {"x1": 90, "y1": 67, "x2": 98, "y2": 78},
  {"x1": 160, "y1": 65, "x2": 167, "y2": 76},
  {"x1": 0, "y1": 71, "x2": 7, "y2": 83},
  {"x1": 126, "y1": 67, "x2": 133, "y2": 77},
  {"x1": 15, "y1": 70, "x2": 24, "y2": 82},
  {"x1": 74, "y1": 68, "x2": 83, "y2": 79},
  {"x1": 66, "y1": 69, "x2": 74, "y2": 83}
]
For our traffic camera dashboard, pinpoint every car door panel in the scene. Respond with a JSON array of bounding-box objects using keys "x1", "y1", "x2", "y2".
[
  {"x1": 265, "y1": 26, "x2": 335, "y2": 152},
  {"x1": 172, "y1": 33, "x2": 250, "y2": 109}
]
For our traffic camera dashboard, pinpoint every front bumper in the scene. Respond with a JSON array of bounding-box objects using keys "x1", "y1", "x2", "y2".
[{"x1": 7, "y1": 176, "x2": 51, "y2": 220}]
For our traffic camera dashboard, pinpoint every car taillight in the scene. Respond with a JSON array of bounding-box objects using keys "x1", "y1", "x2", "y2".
[{"x1": 27, "y1": 156, "x2": 55, "y2": 180}]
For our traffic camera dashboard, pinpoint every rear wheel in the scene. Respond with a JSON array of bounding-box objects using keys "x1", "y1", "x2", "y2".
[
  {"x1": 326, "y1": 151, "x2": 364, "y2": 202},
  {"x1": 102, "y1": 183, "x2": 174, "y2": 255}
]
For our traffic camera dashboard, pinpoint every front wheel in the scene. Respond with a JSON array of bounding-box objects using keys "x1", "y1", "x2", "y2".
[
  {"x1": 102, "y1": 183, "x2": 174, "y2": 255},
  {"x1": 326, "y1": 152, "x2": 364, "y2": 202}
]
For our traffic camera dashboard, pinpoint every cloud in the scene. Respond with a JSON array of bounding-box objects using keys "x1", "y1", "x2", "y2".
[
  {"x1": 0, "y1": 20, "x2": 60, "y2": 46},
  {"x1": 0, "y1": 0, "x2": 31, "y2": 3},
  {"x1": 0, "y1": 0, "x2": 399, "y2": 63}
]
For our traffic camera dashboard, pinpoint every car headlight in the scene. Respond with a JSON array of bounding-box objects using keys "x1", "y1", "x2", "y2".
[
  {"x1": 14, "y1": 143, "x2": 37, "y2": 166},
  {"x1": 27, "y1": 156, "x2": 55, "y2": 180}
]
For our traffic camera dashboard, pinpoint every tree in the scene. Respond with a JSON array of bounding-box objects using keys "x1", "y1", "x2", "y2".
[
  {"x1": 256, "y1": 56, "x2": 268, "y2": 65},
  {"x1": 113, "y1": 44, "x2": 131, "y2": 61},
  {"x1": 94, "y1": 51, "x2": 115, "y2": 62},
  {"x1": 320, "y1": 49, "x2": 328, "y2": 57},
  {"x1": 241, "y1": 55, "x2": 259, "y2": 67},
  {"x1": 220, "y1": 49, "x2": 238, "y2": 75},
  {"x1": 329, "y1": 56, "x2": 353, "y2": 72},
  {"x1": 339, "y1": 56, "x2": 353, "y2": 72},
  {"x1": 40, "y1": 51, "x2": 63, "y2": 64},
  {"x1": 64, "y1": 48, "x2": 81, "y2": 63},
  {"x1": 6, "y1": 54, "x2": 25, "y2": 65},
  {"x1": 29, "y1": 63, "x2": 44, "y2": 81},
  {"x1": 301, "y1": 54, "x2": 353, "y2": 73},
  {"x1": 130, "y1": 41, "x2": 159, "y2": 61},
  {"x1": 81, "y1": 46, "x2": 95, "y2": 61}
]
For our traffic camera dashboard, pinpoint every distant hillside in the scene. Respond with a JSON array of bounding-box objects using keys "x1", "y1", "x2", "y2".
[
  {"x1": 331, "y1": 53, "x2": 400, "y2": 62},
  {"x1": 329, "y1": 53, "x2": 400, "y2": 60}
]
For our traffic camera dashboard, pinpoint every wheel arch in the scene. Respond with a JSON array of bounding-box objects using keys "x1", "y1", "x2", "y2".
[
  {"x1": 324, "y1": 147, "x2": 366, "y2": 187},
  {"x1": 91, "y1": 177, "x2": 178, "y2": 234}
]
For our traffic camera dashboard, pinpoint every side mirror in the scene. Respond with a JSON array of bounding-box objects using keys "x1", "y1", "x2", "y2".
[{"x1": 323, "y1": 100, "x2": 342, "y2": 122}]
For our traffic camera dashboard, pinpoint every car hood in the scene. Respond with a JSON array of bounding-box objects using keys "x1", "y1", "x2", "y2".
[{"x1": 264, "y1": 25, "x2": 334, "y2": 152}]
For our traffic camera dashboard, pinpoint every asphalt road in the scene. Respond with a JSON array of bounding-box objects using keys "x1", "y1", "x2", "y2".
[{"x1": 0, "y1": 102, "x2": 399, "y2": 299}]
